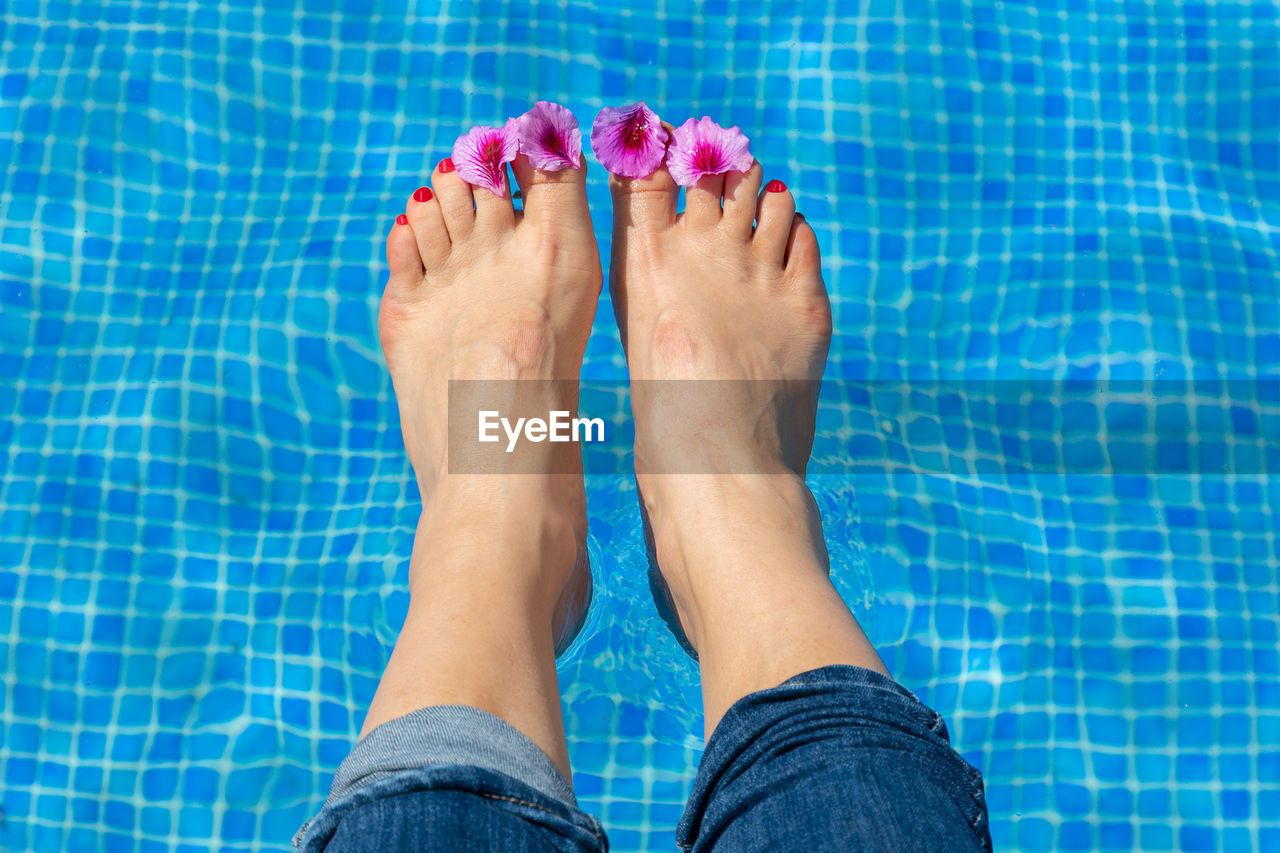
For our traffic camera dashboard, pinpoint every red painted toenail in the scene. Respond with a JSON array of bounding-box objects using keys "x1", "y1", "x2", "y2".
[
  {"x1": 413, "y1": 186, "x2": 433, "y2": 202},
  {"x1": 438, "y1": 158, "x2": 455, "y2": 173},
  {"x1": 396, "y1": 214, "x2": 408, "y2": 226},
  {"x1": 766, "y1": 179, "x2": 787, "y2": 193}
]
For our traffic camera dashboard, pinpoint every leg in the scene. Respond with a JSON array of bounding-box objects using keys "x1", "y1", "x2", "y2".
[
  {"x1": 610, "y1": 160, "x2": 990, "y2": 850},
  {"x1": 610, "y1": 159, "x2": 886, "y2": 732},
  {"x1": 367, "y1": 151, "x2": 600, "y2": 779},
  {"x1": 297, "y1": 153, "x2": 604, "y2": 852}
]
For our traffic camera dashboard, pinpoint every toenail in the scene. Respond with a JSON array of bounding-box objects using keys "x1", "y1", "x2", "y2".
[
  {"x1": 413, "y1": 186, "x2": 433, "y2": 202},
  {"x1": 766, "y1": 179, "x2": 787, "y2": 193},
  {"x1": 438, "y1": 157, "x2": 455, "y2": 173},
  {"x1": 396, "y1": 214, "x2": 408, "y2": 226}
]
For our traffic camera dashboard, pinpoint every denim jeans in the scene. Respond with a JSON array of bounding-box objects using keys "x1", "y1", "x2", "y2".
[{"x1": 295, "y1": 665, "x2": 991, "y2": 852}]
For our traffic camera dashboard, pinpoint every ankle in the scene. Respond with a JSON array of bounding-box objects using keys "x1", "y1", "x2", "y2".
[
  {"x1": 411, "y1": 479, "x2": 585, "y2": 601},
  {"x1": 642, "y1": 472, "x2": 824, "y2": 561},
  {"x1": 640, "y1": 473, "x2": 831, "y2": 628},
  {"x1": 641, "y1": 474, "x2": 892, "y2": 725}
]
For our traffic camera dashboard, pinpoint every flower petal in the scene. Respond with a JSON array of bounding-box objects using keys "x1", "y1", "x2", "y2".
[
  {"x1": 517, "y1": 101, "x2": 583, "y2": 171},
  {"x1": 665, "y1": 117, "x2": 754, "y2": 187},
  {"x1": 451, "y1": 119, "x2": 520, "y2": 197},
  {"x1": 589, "y1": 101, "x2": 670, "y2": 178}
]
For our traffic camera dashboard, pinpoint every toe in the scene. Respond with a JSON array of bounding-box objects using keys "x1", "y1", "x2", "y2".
[
  {"x1": 610, "y1": 164, "x2": 679, "y2": 233},
  {"x1": 404, "y1": 186, "x2": 451, "y2": 271},
  {"x1": 682, "y1": 172, "x2": 725, "y2": 231},
  {"x1": 472, "y1": 165, "x2": 516, "y2": 233},
  {"x1": 386, "y1": 214, "x2": 425, "y2": 286},
  {"x1": 511, "y1": 153, "x2": 591, "y2": 228},
  {"x1": 752, "y1": 179, "x2": 797, "y2": 265},
  {"x1": 721, "y1": 162, "x2": 763, "y2": 240},
  {"x1": 431, "y1": 157, "x2": 476, "y2": 241},
  {"x1": 784, "y1": 214, "x2": 822, "y2": 275}
]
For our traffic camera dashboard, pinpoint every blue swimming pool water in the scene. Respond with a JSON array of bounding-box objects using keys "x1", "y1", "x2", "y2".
[{"x1": 2, "y1": 0, "x2": 1279, "y2": 850}]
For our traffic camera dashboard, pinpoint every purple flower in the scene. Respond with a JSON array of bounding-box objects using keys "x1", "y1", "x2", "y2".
[
  {"x1": 589, "y1": 101, "x2": 670, "y2": 178},
  {"x1": 452, "y1": 119, "x2": 519, "y2": 197},
  {"x1": 665, "y1": 117, "x2": 754, "y2": 187},
  {"x1": 516, "y1": 101, "x2": 582, "y2": 171}
]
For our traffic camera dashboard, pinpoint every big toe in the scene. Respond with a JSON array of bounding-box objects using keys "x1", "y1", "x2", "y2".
[
  {"x1": 511, "y1": 153, "x2": 592, "y2": 227},
  {"x1": 610, "y1": 164, "x2": 679, "y2": 233}
]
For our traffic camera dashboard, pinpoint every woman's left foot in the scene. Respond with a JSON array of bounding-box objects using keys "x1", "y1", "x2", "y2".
[{"x1": 380, "y1": 151, "x2": 601, "y2": 654}]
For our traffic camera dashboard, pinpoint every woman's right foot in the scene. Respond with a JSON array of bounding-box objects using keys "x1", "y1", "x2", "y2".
[
  {"x1": 608, "y1": 159, "x2": 889, "y2": 732},
  {"x1": 610, "y1": 161, "x2": 833, "y2": 472}
]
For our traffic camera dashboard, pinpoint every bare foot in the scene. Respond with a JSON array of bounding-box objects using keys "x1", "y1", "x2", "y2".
[
  {"x1": 380, "y1": 153, "x2": 600, "y2": 650},
  {"x1": 609, "y1": 159, "x2": 887, "y2": 733},
  {"x1": 364, "y1": 153, "x2": 601, "y2": 773}
]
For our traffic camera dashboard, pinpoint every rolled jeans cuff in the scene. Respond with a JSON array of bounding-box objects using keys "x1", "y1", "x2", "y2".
[{"x1": 294, "y1": 704, "x2": 580, "y2": 850}]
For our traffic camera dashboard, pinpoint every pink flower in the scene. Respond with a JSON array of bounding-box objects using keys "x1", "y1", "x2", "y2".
[
  {"x1": 451, "y1": 119, "x2": 519, "y2": 197},
  {"x1": 665, "y1": 117, "x2": 754, "y2": 187},
  {"x1": 589, "y1": 101, "x2": 670, "y2": 178},
  {"x1": 516, "y1": 101, "x2": 582, "y2": 171}
]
